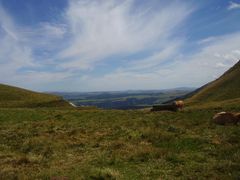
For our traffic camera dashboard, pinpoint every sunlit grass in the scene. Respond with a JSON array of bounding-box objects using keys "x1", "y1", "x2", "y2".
[{"x1": 0, "y1": 106, "x2": 239, "y2": 179}]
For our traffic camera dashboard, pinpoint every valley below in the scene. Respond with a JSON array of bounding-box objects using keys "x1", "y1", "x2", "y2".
[{"x1": 51, "y1": 88, "x2": 194, "y2": 110}]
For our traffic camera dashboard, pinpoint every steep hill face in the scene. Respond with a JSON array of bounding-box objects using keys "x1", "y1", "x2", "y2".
[
  {"x1": 186, "y1": 60, "x2": 240, "y2": 105},
  {"x1": 0, "y1": 84, "x2": 71, "y2": 108}
]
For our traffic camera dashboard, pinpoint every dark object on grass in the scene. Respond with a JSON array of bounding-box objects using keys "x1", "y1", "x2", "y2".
[
  {"x1": 151, "y1": 100, "x2": 184, "y2": 112},
  {"x1": 213, "y1": 112, "x2": 240, "y2": 125}
]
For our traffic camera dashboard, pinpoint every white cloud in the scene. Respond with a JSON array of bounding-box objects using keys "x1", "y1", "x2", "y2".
[
  {"x1": 58, "y1": 0, "x2": 192, "y2": 70},
  {"x1": 232, "y1": 49, "x2": 240, "y2": 55},
  {"x1": 0, "y1": 0, "x2": 192, "y2": 82},
  {"x1": 215, "y1": 62, "x2": 228, "y2": 68},
  {"x1": 228, "y1": 1, "x2": 240, "y2": 10},
  {"x1": 40, "y1": 23, "x2": 66, "y2": 38},
  {"x1": 0, "y1": 6, "x2": 34, "y2": 72},
  {"x1": 121, "y1": 41, "x2": 183, "y2": 72},
  {"x1": 71, "y1": 32, "x2": 240, "y2": 91},
  {"x1": 197, "y1": 36, "x2": 217, "y2": 45},
  {"x1": 0, "y1": 5, "x2": 72, "y2": 89},
  {"x1": 1, "y1": 0, "x2": 240, "y2": 92}
]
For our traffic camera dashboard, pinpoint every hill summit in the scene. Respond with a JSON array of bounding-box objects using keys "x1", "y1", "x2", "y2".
[
  {"x1": 0, "y1": 84, "x2": 71, "y2": 108},
  {"x1": 186, "y1": 60, "x2": 240, "y2": 106}
]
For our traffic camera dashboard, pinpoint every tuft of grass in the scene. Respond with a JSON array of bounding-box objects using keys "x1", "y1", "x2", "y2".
[{"x1": 90, "y1": 167, "x2": 121, "y2": 180}]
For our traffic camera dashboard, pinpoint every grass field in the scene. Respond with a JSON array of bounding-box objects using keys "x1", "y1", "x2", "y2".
[{"x1": 0, "y1": 102, "x2": 240, "y2": 179}]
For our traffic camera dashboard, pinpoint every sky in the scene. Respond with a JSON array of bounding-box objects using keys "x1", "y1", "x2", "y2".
[{"x1": 0, "y1": 0, "x2": 240, "y2": 92}]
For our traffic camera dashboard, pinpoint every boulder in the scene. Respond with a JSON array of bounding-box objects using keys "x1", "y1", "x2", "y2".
[{"x1": 213, "y1": 112, "x2": 239, "y2": 125}]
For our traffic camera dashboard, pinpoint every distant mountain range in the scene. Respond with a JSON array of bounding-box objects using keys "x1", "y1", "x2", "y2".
[{"x1": 48, "y1": 87, "x2": 195, "y2": 95}]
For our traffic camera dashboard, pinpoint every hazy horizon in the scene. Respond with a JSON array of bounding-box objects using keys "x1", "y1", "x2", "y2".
[{"x1": 44, "y1": 86, "x2": 196, "y2": 93}]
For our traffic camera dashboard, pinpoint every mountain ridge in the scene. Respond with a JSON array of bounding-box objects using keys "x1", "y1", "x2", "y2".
[{"x1": 185, "y1": 60, "x2": 240, "y2": 105}]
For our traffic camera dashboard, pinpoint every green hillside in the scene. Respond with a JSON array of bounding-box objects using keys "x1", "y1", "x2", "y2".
[
  {"x1": 186, "y1": 60, "x2": 240, "y2": 106},
  {"x1": 0, "y1": 84, "x2": 71, "y2": 108}
]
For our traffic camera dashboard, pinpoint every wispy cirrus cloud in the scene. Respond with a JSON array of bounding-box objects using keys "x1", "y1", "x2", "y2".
[
  {"x1": 0, "y1": 6, "x2": 34, "y2": 72},
  {"x1": 0, "y1": 5, "x2": 72, "y2": 89},
  {"x1": 58, "y1": 0, "x2": 192, "y2": 70},
  {"x1": 119, "y1": 41, "x2": 183, "y2": 72},
  {"x1": 228, "y1": 1, "x2": 240, "y2": 10},
  {"x1": 74, "y1": 32, "x2": 240, "y2": 91},
  {"x1": 0, "y1": 0, "x2": 240, "y2": 91},
  {"x1": 0, "y1": 0, "x2": 193, "y2": 90}
]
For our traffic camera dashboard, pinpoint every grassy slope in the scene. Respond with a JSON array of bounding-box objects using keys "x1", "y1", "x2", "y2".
[
  {"x1": 0, "y1": 106, "x2": 239, "y2": 179},
  {"x1": 186, "y1": 60, "x2": 240, "y2": 107},
  {"x1": 0, "y1": 84, "x2": 71, "y2": 108}
]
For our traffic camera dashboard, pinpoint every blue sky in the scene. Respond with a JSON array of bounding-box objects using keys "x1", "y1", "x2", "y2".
[{"x1": 0, "y1": 0, "x2": 240, "y2": 92}]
